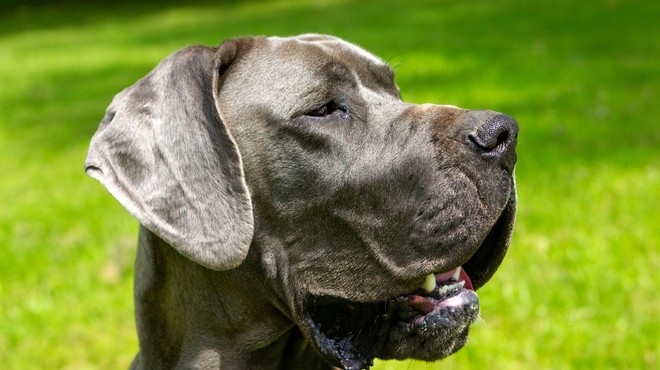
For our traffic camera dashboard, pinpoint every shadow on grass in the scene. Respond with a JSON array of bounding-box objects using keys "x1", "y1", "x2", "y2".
[
  {"x1": 1, "y1": 0, "x2": 657, "y2": 170},
  {"x1": 0, "y1": 0, "x2": 243, "y2": 25}
]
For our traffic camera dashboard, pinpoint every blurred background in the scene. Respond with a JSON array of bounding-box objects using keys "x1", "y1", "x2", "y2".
[{"x1": 0, "y1": 0, "x2": 657, "y2": 369}]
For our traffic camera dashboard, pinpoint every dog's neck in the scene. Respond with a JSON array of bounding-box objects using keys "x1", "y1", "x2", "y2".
[{"x1": 129, "y1": 226, "x2": 332, "y2": 369}]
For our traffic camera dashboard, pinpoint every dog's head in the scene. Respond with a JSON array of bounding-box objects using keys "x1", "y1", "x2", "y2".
[{"x1": 86, "y1": 34, "x2": 517, "y2": 369}]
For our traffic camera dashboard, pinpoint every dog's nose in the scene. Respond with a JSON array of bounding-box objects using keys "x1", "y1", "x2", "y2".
[{"x1": 467, "y1": 111, "x2": 519, "y2": 171}]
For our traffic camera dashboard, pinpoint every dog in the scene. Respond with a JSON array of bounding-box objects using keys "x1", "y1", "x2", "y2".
[{"x1": 85, "y1": 34, "x2": 518, "y2": 370}]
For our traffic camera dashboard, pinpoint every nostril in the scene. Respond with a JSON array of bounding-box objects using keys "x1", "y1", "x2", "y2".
[
  {"x1": 466, "y1": 112, "x2": 519, "y2": 170},
  {"x1": 468, "y1": 132, "x2": 508, "y2": 152},
  {"x1": 468, "y1": 114, "x2": 518, "y2": 154},
  {"x1": 467, "y1": 133, "x2": 482, "y2": 149},
  {"x1": 494, "y1": 131, "x2": 510, "y2": 151}
]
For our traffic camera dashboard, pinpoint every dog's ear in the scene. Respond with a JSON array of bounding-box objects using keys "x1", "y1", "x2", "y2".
[{"x1": 85, "y1": 42, "x2": 253, "y2": 270}]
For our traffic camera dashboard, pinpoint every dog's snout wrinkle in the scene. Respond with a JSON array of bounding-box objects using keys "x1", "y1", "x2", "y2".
[{"x1": 467, "y1": 112, "x2": 519, "y2": 171}]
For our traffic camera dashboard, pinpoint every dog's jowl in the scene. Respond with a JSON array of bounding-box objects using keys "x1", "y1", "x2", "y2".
[{"x1": 85, "y1": 34, "x2": 518, "y2": 370}]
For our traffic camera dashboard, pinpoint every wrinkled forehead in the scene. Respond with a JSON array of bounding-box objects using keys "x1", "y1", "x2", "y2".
[
  {"x1": 266, "y1": 34, "x2": 398, "y2": 94},
  {"x1": 283, "y1": 34, "x2": 387, "y2": 68}
]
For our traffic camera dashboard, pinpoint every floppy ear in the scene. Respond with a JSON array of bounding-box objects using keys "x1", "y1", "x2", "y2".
[{"x1": 85, "y1": 43, "x2": 253, "y2": 270}]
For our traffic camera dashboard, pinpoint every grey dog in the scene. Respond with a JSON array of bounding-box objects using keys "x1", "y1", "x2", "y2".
[{"x1": 85, "y1": 34, "x2": 518, "y2": 370}]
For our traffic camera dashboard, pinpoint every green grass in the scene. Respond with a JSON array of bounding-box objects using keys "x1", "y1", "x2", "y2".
[{"x1": 1, "y1": 0, "x2": 657, "y2": 369}]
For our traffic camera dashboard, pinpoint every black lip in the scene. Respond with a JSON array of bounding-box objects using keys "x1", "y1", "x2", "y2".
[
  {"x1": 463, "y1": 194, "x2": 516, "y2": 290},
  {"x1": 304, "y1": 284, "x2": 477, "y2": 369},
  {"x1": 304, "y1": 295, "x2": 388, "y2": 370},
  {"x1": 388, "y1": 289, "x2": 479, "y2": 335}
]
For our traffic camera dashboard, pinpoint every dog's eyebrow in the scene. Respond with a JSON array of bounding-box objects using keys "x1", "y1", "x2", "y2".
[
  {"x1": 381, "y1": 64, "x2": 395, "y2": 78},
  {"x1": 324, "y1": 60, "x2": 357, "y2": 80},
  {"x1": 280, "y1": 63, "x2": 354, "y2": 118},
  {"x1": 377, "y1": 65, "x2": 396, "y2": 84},
  {"x1": 360, "y1": 63, "x2": 398, "y2": 96}
]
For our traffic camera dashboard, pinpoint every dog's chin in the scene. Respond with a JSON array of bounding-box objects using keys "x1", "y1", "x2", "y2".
[
  {"x1": 377, "y1": 289, "x2": 479, "y2": 361},
  {"x1": 303, "y1": 268, "x2": 479, "y2": 370}
]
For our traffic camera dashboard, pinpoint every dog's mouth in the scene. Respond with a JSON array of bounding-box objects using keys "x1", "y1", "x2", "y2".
[
  {"x1": 304, "y1": 266, "x2": 477, "y2": 370},
  {"x1": 302, "y1": 190, "x2": 516, "y2": 369}
]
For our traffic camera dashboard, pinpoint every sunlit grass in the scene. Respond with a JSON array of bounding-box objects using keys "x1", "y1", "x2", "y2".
[{"x1": 1, "y1": 0, "x2": 657, "y2": 369}]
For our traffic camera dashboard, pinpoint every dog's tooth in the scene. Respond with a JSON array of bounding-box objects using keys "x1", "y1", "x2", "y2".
[
  {"x1": 422, "y1": 273, "x2": 436, "y2": 292},
  {"x1": 452, "y1": 267, "x2": 461, "y2": 281},
  {"x1": 438, "y1": 285, "x2": 450, "y2": 297}
]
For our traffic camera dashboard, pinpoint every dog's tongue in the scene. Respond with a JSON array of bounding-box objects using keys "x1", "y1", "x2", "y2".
[{"x1": 462, "y1": 269, "x2": 473, "y2": 289}]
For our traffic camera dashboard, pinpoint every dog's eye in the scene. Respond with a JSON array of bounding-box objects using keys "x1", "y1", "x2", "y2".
[{"x1": 305, "y1": 101, "x2": 349, "y2": 120}]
